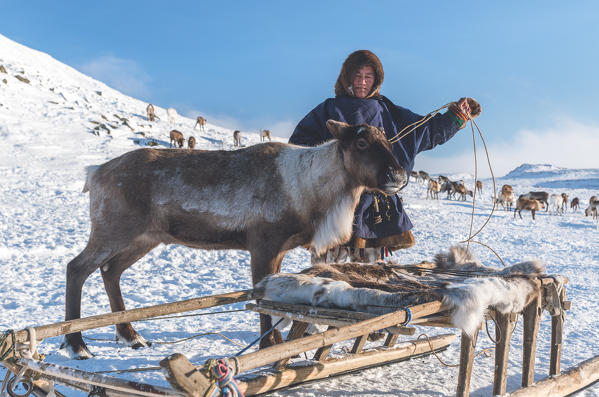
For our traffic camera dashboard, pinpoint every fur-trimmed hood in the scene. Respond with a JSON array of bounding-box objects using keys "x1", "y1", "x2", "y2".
[{"x1": 334, "y1": 50, "x2": 384, "y2": 99}]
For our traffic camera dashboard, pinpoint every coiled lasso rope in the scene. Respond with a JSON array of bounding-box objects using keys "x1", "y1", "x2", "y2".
[{"x1": 388, "y1": 99, "x2": 505, "y2": 266}]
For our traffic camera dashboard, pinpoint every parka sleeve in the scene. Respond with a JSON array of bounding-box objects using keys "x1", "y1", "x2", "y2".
[
  {"x1": 390, "y1": 103, "x2": 463, "y2": 160},
  {"x1": 288, "y1": 100, "x2": 333, "y2": 147}
]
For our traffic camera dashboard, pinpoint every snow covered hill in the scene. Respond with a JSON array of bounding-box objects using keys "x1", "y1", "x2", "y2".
[
  {"x1": 0, "y1": 33, "x2": 268, "y2": 171},
  {"x1": 1, "y1": 33, "x2": 598, "y2": 396}
]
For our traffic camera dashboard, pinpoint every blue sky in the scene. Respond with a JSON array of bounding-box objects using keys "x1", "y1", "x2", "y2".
[{"x1": 2, "y1": 1, "x2": 599, "y2": 176}]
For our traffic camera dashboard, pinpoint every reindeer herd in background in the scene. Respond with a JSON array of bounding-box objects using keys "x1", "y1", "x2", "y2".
[
  {"x1": 145, "y1": 103, "x2": 270, "y2": 150},
  {"x1": 415, "y1": 170, "x2": 599, "y2": 222}
]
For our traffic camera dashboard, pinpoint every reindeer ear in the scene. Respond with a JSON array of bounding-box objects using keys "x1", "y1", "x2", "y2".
[{"x1": 326, "y1": 120, "x2": 351, "y2": 139}]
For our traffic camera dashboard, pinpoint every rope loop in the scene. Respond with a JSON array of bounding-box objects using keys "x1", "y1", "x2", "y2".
[
  {"x1": 205, "y1": 358, "x2": 244, "y2": 397},
  {"x1": 401, "y1": 308, "x2": 412, "y2": 326},
  {"x1": 0, "y1": 330, "x2": 16, "y2": 362},
  {"x1": 6, "y1": 367, "x2": 33, "y2": 397}
]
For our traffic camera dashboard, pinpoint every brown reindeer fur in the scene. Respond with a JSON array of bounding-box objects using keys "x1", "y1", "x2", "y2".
[
  {"x1": 187, "y1": 136, "x2": 196, "y2": 149},
  {"x1": 570, "y1": 197, "x2": 580, "y2": 211},
  {"x1": 169, "y1": 129, "x2": 184, "y2": 148},
  {"x1": 515, "y1": 196, "x2": 544, "y2": 220},
  {"x1": 63, "y1": 120, "x2": 406, "y2": 358}
]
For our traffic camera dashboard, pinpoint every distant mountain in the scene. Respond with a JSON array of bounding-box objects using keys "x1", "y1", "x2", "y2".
[
  {"x1": 503, "y1": 164, "x2": 599, "y2": 190},
  {"x1": 505, "y1": 164, "x2": 567, "y2": 178}
]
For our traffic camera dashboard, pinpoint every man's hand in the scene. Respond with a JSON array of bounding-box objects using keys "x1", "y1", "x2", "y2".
[{"x1": 457, "y1": 97, "x2": 481, "y2": 118}]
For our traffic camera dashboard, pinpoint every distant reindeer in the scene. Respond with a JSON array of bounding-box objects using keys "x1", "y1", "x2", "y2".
[
  {"x1": 426, "y1": 179, "x2": 441, "y2": 199},
  {"x1": 410, "y1": 171, "x2": 419, "y2": 182},
  {"x1": 570, "y1": 197, "x2": 580, "y2": 211},
  {"x1": 167, "y1": 107, "x2": 177, "y2": 125},
  {"x1": 454, "y1": 183, "x2": 472, "y2": 201},
  {"x1": 497, "y1": 184, "x2": 515, "y2": 211},
  {"x1": 260, "y1": 129, "x2": 271, "y2": 142},
  {"x1": 169, "y1": 129, "x2": 184, "y2": 148},
  {"x1": 187, "y1": 136, "x2": 196, "y2": 149},
  {"x1": 146, "y1": 104, "x2": 155, "y2": 122},
  {"x1": 585, "y1": 196, "x2": 599, "y2": 219},
  {"x1": 437, "y1": 175, "x2": 450, "y2": 184},
  {"x1": 549, "y1": 194, "x2": 565, "y2": 215},
  {"x1": 440, "y1": 181, "x2": 455, "y2": 199},
  {"x1": 475, "y1": 180, "x2": 483, "y2": 195},
  {"x1": 233, "y1": 130, "x2": 242, "y2": 147},
  {"x1": 520, "y1": 191, "x2": 549, "y2": 212},
  {"x1": 561, "y1": 193, "x2": 569, "y2": 212},
  {"x1": 194, "y1": 116, "x2": 206, "y2": 131},
  {"x1": 418, "y1": 170, "x2": 430, "y2": 183},
  {"x1": 62, "y1": 120, "x2": 407, "y2": 359},
  {"x1": 515, "y1": 195, "x2": 544, "y2": 220}
]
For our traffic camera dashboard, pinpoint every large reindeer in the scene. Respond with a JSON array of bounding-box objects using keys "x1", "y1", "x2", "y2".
[{"x1": 63, "y1": 120, "x2": 407, "y2": 359}]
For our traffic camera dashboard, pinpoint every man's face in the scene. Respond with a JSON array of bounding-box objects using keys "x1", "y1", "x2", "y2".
[{"x1": 352, "y1": 65, "x2": 375, "y2": 98}]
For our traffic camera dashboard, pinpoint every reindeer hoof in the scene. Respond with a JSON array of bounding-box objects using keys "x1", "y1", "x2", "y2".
[
  {"x1": 116, "y1": 331, "x2": 151, "y2": 349},
  {"x1": 132, "y1": 340, "x2": 152, "y2": 349},
  {"x1": 61, "y1": 338, "x2": 94, "y2": 360}
]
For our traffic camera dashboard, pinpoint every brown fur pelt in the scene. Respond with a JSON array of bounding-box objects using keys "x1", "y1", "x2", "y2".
[{"x1": 259, "y1": 245, "x2": 546, "y2": 338}]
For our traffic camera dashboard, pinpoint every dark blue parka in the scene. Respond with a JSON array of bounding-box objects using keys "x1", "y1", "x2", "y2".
[{"x1": 289, "y1": 95, "x2": 462, "y2": 239}]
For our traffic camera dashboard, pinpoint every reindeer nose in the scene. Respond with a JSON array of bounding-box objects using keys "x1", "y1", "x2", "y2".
[{"x1": 387, "y1": 166, "x2": 406, "y2": 185}]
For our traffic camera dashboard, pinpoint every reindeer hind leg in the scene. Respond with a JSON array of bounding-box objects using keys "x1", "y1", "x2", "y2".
[
  {"x1": 100, "y1": 239, "x2": 158, "y2": 349},
  {"x1": 64, "y1": 242, "x2": 120, "y2": 359}
]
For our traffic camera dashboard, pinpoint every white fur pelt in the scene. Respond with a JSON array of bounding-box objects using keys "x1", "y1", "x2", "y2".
[{"x1": 257, "y1": 246, "x2": 545, "y2": 337}]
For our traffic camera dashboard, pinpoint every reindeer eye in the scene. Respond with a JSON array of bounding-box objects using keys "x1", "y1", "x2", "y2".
[{"x1": 356, "y1": 138, "x2": 369, "y2": 150}]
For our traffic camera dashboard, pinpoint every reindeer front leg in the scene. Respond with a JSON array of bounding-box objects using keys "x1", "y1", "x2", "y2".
[{"x1": 249, "y1": 244, "x2": 287, "y2": 349}]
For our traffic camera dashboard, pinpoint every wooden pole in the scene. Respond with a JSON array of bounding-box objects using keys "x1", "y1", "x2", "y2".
[
  {"x1": 6, "y1": 290, "x2": 257, "y2": 345},
  {"x1": 351, "y1": 334, "x2": 368, "y2": 354},
  {"x1": 314, "y1": 326, "x2": 336, "y2": 361},
  {"x1": 493, "y1": 311, "x2": 516, "y2": 395},
  {"x1": 232, "y1": 300, "x2": 443, "y2": 374},
  {"x1": 522, "y1": 292, "x2": 542, "y2": 387},
  {"x1": 456, "y1": 329, "x2": 479, "y2": 397},
  {"x1": 160, "y1": 300, "x2": 444, "y2": 395},
  {"x1": 275, "y1": 321, "x2": 309, "y2": 370},
  {"x1": 10, "y1": 357, "x2": 185, "y2": 397},
  {"x1": 550, "y1": 287, "x2": 566, "y2": 376},
  {"x1": 509, "y1": 354, "x2": 599, "y2": 397},
  {"x1": 238, "y1": 333, "x2": 456, "y2": 396}
]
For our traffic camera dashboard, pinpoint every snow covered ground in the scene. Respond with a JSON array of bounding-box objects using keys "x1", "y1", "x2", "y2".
[{"x1": 1, "y1": 33, "x2": 598, "y2": 396}]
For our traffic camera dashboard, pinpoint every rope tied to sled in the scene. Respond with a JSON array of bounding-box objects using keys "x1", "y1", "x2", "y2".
[
  {"x1": 0, "y1": 330, "x2": 16, "y2": 361},
  {"x1": 204, "y1": 358, "x2": 244, "y2": 397}
]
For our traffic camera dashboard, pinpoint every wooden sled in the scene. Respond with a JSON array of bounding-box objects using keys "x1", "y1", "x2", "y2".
[{"x1": 0, "y1": 273, "x2": 583, "y2": 397}]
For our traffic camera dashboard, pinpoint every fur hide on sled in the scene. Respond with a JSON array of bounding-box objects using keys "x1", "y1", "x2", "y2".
[{"x1": 256, "y1": 246, "x2": 546, "y2": 337}]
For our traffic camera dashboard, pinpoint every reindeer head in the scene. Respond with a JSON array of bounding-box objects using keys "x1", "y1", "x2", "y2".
[{"x1": 326, "y1": 120, "x2": 406, "y2": 194}]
